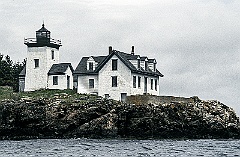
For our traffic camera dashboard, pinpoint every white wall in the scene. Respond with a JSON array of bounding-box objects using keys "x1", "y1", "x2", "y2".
[
  {"x1": 98, "y1": 55, "x2": 132, "y2": 101},
  {"x1": 24, "y1": 46, "x2": 60, "y2": 91},
  {"x1": 130, "y1": 74, "x2": 159, "y2": 96},
  {"x1": 48, "y1": 67, "x2": 73, "y2": 90},
  {"x1": 77, "y1": 75, "x2": 98, "y2": 94},
  {"x1": 77, "y1": 54, "x2": 160, "y2": 101}
]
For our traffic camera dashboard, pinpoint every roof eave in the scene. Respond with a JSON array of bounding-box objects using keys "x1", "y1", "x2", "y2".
[
  {"x1": 131, "y1": 69, "x2": 164, "y2": 77},
  {"x1": 73, "y1": 72, "x2": 98, "y2": 75}
]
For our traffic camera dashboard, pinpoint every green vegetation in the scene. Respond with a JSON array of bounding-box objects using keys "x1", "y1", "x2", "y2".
[
  {"x1": 0, "y1": 86, "x2": 102, "y2": 103},
  {"x1": 0, "y1": 86, "x2": 14, "y2": 100},
  {"x1": 0, "y1": 54, "x2": 25, "y2": 92}
]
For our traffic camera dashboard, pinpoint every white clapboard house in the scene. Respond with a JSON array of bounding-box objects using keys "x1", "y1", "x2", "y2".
[
  {"x1": 73, "y1": 46, "x2": 164, "y2": 101},
  {"x1": 19, "y1": 24, "x2": 74, "y2": 91}
]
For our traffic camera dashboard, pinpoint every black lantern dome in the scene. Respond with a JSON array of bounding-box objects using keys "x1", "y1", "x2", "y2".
[
  {"x1": 24, "y1": 23, "x2": 62, "y2": 49},
  {"x1": 36, "y1": 23, "x2": 51, "y2": 43}
]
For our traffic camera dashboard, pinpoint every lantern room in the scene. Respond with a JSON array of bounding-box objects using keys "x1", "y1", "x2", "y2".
[{"x1": 36, "y1": 23, "x2": 51, "y2": 44}]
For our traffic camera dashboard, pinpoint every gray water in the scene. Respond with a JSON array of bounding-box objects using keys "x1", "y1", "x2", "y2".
[{"x1": 0, "y1": 139, "x2": 239, "y2": 156}]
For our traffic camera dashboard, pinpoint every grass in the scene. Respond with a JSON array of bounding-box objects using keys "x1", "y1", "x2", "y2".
[
  {"x1": 0, "y1": 86, "x2": 101, "y2": 102},
  {"x1": 0, "y1": 86, "x2": 14, "y2": 100}
]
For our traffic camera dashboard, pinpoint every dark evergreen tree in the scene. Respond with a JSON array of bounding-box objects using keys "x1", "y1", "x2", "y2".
[{"x1": 0, "y1": 53, "x2": 25, "y2": 92}]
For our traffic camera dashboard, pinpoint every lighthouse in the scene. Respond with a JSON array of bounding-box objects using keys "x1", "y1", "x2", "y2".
[{"x1": 23, "y1": 23, "x2": 62, "y2": 91}]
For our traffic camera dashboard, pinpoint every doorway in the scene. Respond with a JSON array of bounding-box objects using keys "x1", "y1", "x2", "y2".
[
  {"x1": 144, "y1": 77, "x2": 147, "y2": 93},
  {"x1": 121, "y1": 93, "x2": 127, "y2": 102},
  {"x1": 67, "y1": 75, "x2": 70, "y2": 89}
]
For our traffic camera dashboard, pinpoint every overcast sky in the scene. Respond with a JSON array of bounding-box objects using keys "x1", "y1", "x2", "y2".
[{"x1": 1, "y1": 0, "x2": 240, "y2": 116}]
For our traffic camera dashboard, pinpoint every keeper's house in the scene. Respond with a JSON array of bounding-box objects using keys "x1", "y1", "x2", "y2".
[{"x1": 73, "y1": 46, "x2": 164, "y2": 101}]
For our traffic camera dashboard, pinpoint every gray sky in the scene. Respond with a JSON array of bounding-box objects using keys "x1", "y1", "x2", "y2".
[{"x1": 1, "y1": 0, "x2": 240, "y2": 116}]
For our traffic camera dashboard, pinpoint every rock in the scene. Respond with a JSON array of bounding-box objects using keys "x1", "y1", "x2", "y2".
[{"x1": 0, "y1": 96, "x2": 239, "y2": 140}]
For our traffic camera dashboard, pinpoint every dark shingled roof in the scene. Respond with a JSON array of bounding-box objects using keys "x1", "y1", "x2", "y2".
[
  {"x1": 140, "y1": 56, "x2": 148, "y2": 61},
  {"x1": 19, "y1": 66, "x2": 26, "y2": 76},
  {"x1": 37, "y1": 24, "x2": 50, "y2": 32},
  {"x1": 148, "y1": 59, "x2": 156, "y2": 63},
  {"x1": 74, "y1": 56, "x2": 107, "y2": 75},
  {"x1": 74, "y1": 50, "x2": 164, "y2": 77},
  {"x1": 48, "y1": 63, "x2": 74, "y2": 75}
]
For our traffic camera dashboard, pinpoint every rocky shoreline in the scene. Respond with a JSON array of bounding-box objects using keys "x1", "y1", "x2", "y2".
[{"x1": 0, "y1": 94, "x2": 240, "y2": 140}]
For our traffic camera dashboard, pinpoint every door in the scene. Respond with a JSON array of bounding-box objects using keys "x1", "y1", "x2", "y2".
[
  {"x1": 121, "y1": 93, "x2": 127, "y2": 102},
  {"x1": 144, "y1": 77, "x2": 147, "y2": 93},
  {"x1": 67, "y1": 75, "x2": 70, "y2": 89}
]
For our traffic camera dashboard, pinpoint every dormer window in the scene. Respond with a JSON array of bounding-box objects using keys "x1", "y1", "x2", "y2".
[
  {"x1": 137, "y1": 57, "x2": 140, "y2": 69},
  {"x1": 153, "y1": 62, "x2": 156, "y2": 72},
  {"x1": 145, "y1": 60, "x2": 148, "y2": 71},
  {"x1": 87, "y1": 57, "x2": 95, "y2": 71},
  {"x1": 89, "y1": 62, "x2": 93, "y2": 70}
]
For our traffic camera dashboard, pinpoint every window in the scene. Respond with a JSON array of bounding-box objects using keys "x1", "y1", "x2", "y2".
[
  {"x1": 145, "y1": 61, "x2": 148, "y2": 70},
  {"x1": 51, "y1": 50, "x2": 54, "y2": 60},
  {"x1": 34, "y1": 59, "x2": 39, "y2": 68},
  {"x1": 89, "y1": 79, "x2": 94, "y2": 88},
  {"x1": 153, "y1": 63, "x2": 156, "y2": 72},
  {"x1": 105, "y1": 94, "x2": 110, "y2": 99},
  {"x1": 67, "y1": 75, "x2": 70, "y2": 89},
  {"x1": 89, "y1": 62, "x2": 93, "y2": 70},
  {"x1": 155, "y1": 79, "x2": 158, "y2": 91},
  {"x1": 133, "y1": 76, "x2": 136, "y2": 88},
  {"x1": 151, "y1": 79, "x2": 153, "y2": 90},
  {"x1": 53, "y1": 76, "x2": 58, "y2": 85},
  {"x1": 112, "y1": 59, "x2": 118, "y2": 70},
  {"x1": 138, "y1": 76, "x2": 141, "y2": 88},
  {"x1": 112, "y1": 76, "x2": 117, "y2": 87},
  {"x1": 137, "y1": 59, "x2": 140, "y2": 69}
]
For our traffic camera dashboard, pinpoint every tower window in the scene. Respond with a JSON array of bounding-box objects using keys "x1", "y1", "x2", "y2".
[
  {"x1": 133, "y1": 76, "x2": 136, "y2": 88},
  {"x1": 112, "y1": 59, "x2": 118, "y2": 70},
  {"x1": 112, "y1": 76, "x2": 117, "y2": 87},
  {"x1": 51, "y1": 50, "x2": 54, "y2": 60},
  {"x1": 89, "y1": 79, "x2": 94, "y2": 88},
  {"x1": 53, "y1": 76, "x2": 58, "y2": 85},
  {"x1": 34, "y1": 59, "x2": 39, "y2": 68}
]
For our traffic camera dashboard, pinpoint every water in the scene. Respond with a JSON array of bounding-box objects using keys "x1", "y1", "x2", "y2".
[{"x1": 0, "y1": 139, "x2": 239, "y2": 156}]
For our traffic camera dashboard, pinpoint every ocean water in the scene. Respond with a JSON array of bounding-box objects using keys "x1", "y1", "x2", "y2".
[{"x1": 0, "y1": 138, "x2": 239, "y2": 156}]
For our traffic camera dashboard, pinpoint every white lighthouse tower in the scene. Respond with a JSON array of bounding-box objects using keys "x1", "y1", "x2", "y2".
[{"x1": 23, "y1": 23, "x2": 62, "y2": 91}]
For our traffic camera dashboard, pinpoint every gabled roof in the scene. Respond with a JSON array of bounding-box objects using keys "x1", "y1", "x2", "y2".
[
  {"x1": 48, "y1": 63, "x2": 74, "y2": 75},
  {"x1": 98, "y1": 51, "x2": 137, "y2": 72},
  {"x1": 74, "y1": 56, "x2": 106, "y2": 75},
  {"x1": 74, "y1": 50, "x2": 164, "y2": 77}
]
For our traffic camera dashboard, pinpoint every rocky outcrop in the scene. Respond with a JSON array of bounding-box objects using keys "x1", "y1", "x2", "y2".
[{"x1": 0, "y1": 95, "x2": 239, "y2": 140}]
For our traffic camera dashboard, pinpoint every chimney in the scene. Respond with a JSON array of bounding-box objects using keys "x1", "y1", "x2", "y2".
[
  {"x1": 131, "y1": 46, "x2": 134, "y2": 55},
  {"x1": 109, "y1": 46, "x2": 113, "y2": 54}
]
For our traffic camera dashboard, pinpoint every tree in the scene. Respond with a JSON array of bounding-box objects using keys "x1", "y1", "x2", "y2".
[{"x1": 0, "y1": 53, "x2": 25, "y2": 92}]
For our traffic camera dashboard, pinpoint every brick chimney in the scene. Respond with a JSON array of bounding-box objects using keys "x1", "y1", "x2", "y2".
[
  {"x1": 131, "y1": 46, "x2": 134, "y2": 55},
  {"x1": 109, "y1": 46, "x2": 113, "y2": 54}
]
